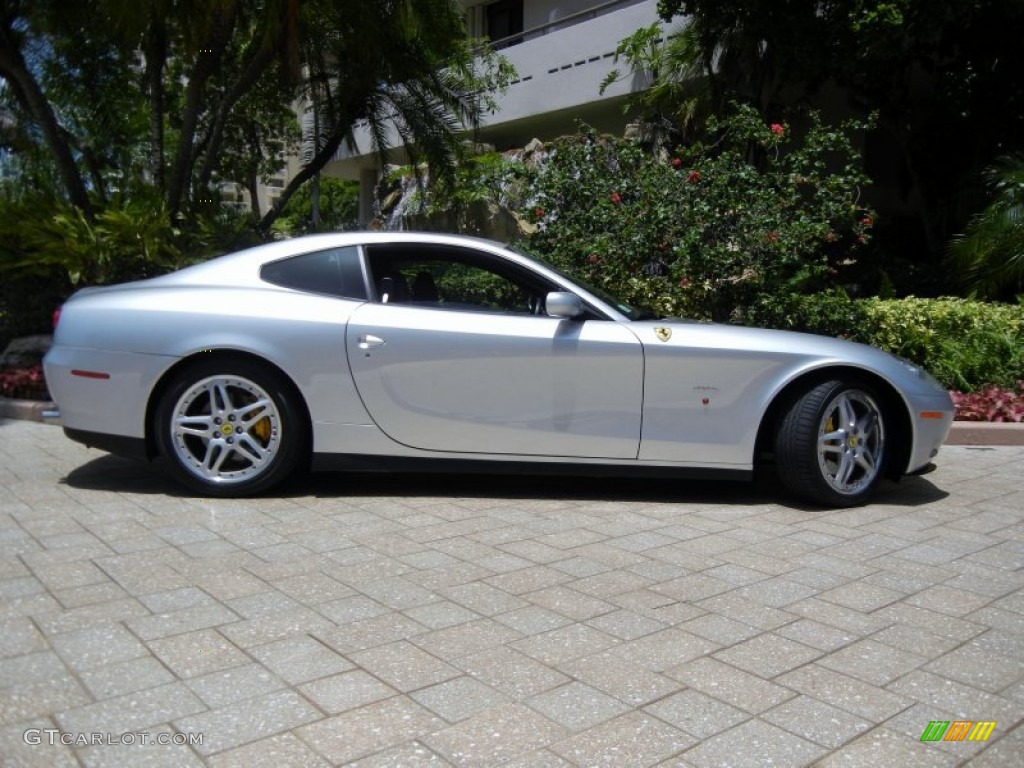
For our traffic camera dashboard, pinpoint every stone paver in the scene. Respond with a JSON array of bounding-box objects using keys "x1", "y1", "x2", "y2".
[{"x1": 1, "y1": 420, "x2": 1023, "y2": 765}]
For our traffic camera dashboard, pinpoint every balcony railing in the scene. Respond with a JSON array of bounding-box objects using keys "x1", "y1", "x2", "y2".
[
  {"x1": 331, "y1": 0, "x2": 659, "y2": 167},
  {"x1": 487, "y1": 0, "x2": 649, "y2": 49}
]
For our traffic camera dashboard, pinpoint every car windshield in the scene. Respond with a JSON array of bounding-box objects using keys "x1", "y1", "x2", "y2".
[{"x1": 506, "y1": 243, "x2": 657, "y2": 320}]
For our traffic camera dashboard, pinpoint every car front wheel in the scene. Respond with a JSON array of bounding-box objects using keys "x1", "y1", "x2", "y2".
[
  {"x1": 775, "y1": 379, "x2": 887, "y2": 507},
  {"x1": 154, "y1": 359, "x2": 307, "y2": 496}
]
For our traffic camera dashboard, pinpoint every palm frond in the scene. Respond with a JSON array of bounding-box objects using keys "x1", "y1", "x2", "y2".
[{"x1": 948, "y1": 153, "x2": 1024, "y2": 298}]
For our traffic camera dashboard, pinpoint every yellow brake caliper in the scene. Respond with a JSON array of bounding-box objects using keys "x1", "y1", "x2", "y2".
[
  {"x1": 242, "y1": 393, "x2": 271, "y2": 444},
  {"x1": 825, "y1": 416, "x2": 837, "y2": 460},
  {"x1": 251, "y1": 416, "x2": 271, "y2": 444}
]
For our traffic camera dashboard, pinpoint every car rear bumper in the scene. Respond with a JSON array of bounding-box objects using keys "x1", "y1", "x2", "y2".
[{"x1": 43, "y1": 345, "x2": 174, "y2": 440}]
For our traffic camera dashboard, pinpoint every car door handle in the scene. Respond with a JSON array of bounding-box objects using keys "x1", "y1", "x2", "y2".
[{"x1": 358, "y1": 334, "x2": 386, "y2": 349}]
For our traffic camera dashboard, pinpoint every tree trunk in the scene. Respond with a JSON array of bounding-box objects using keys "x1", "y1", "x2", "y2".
[
  {"x1": 257, "y1": 129, "x2": 345, "y2": 234},
  {"x1": 246, "y1": 173, "x2": 261, "y2": 219},
  {"x1": 195, "y1": 42, "x2": 276, "y2": 192},
  {"x1": 145, "y1": 20, "x2": 168, "y2": 190},
  {"x1": 166, "y1": 0, "x2": 241, "y2": 216},
  {"x1": 245, "y1": 122, "x2": 262, "y2": 218},
  {"x1": 0, "y1": 24, "x2": 92, "y2": 215}
]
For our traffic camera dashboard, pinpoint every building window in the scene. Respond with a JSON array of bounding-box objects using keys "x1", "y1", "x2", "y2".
[{"x1": 486, "y1": 0, "x2": 523, "y2": 47}]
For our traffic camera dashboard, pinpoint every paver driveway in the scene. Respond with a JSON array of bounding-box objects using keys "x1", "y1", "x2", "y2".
[{"x1": 1, "y1": 418, "x2": 1022, "y2": 767}]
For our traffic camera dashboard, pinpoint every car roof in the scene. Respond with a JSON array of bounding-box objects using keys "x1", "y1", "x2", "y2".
[
  {"x1": 76, "y1": 231, "x2": 630, "y2": 321},
  {"x1": 152, "y1": 231, "x2": 513, "y2": 287}
]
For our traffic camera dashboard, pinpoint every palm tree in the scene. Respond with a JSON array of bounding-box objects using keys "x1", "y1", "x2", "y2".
[
  {"x1": 1, "y1": 0, "x2": 511, "y2": 234},
  {"x1": 948, "y1": 154, "x2": 1024, "y2": 300},
  {"x1": 256, "y1": 0, "x2": 514, "y2": 233}
]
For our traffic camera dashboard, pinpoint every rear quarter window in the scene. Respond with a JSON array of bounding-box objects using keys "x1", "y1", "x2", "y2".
[{"x1": 260, "y1": 246, "x2": 367, "y2": 300}]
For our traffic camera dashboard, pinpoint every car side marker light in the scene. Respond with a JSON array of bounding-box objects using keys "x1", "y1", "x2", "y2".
[
  {"x1": 70, "y1": 369, "x2": 111, "y2": 380},
  {"x1": 919, "y1": 411, "x2": 945, "y2": 419}
]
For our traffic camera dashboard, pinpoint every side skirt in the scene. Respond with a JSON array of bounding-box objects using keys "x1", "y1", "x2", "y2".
[{"x1": 310, "y1": 453, "x2": 753, "y2": 482}]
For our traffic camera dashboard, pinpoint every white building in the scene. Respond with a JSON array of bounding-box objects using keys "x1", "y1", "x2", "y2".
[{"x1": 323, "y1": 0, "x2": 662, "y2": 225}]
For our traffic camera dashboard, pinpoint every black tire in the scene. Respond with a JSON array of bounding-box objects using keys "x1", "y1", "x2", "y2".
[
  {"x1": 154, "y1": 358, "x2": 308, "y2": 496},
  {"x1": 774, "y1": 379, "x2": 887, "y2": 507}
]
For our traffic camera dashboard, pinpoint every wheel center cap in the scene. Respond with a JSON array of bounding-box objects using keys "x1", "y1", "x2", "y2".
[
  {"x1": 221, "y1": 423, "x2": 234, "y2": 436},
  {"x1": 848, "y1": 435, "x2": 858, "y2": 449}
]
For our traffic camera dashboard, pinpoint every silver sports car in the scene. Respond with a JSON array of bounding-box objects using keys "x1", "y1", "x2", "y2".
[{"x1": 43, "y1": 231, "x2": 953, "y2": 506}]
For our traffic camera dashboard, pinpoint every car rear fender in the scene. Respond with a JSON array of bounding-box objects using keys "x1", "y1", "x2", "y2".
[{"x1": 143, "y1": 349, "x2": 313, "y2": 461}]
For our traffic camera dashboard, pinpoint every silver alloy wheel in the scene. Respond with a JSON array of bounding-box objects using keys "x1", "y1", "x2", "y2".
[
  {"x1": 816, "y1": 389, "x2": 885, "y2": 496},
  {"x1": 170, "y1": 375, "x2": 281, "y2": 485}
]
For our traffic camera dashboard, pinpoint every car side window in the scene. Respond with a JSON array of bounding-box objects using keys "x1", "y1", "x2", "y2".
[
  {"x1": 365, "y1": 244, "x2": 553, "y2": 315},
  {"x1": 261, "y1": 246, "x2": 367, "y2": 300}
]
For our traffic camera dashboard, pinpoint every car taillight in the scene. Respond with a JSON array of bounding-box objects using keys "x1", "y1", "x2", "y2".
[{"x1": 53, "y1": 306, "x2": 62, "y2": 330}]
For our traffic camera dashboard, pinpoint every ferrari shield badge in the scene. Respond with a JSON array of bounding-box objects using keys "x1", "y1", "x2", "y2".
[{"x1": 654, "y1": 327, "x2": 672, "y2": 342}]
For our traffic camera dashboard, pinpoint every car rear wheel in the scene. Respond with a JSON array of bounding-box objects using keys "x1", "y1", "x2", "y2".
[
  {"x1": 774, "y1": 379, "x2": 887, "y2": 507},
  {"x1": 155, "y1": 359, "x2": 307, "y2": 496}
]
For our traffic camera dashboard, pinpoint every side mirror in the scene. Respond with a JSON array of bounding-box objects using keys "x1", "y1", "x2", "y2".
[{"x1": 545, "y1": 291, "x2": 584, "y2": 319}]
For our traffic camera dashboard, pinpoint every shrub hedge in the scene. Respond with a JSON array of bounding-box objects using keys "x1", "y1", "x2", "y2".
[{"x1": 739, "y1": 293, "x2": 1024, "y2": 391}]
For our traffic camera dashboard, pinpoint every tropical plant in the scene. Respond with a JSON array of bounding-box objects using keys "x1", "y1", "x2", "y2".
[
  {"x1": 948, "y1": 154, "x2": 1024, "y2": 300},
  {"x1": 599, "y1": 22, "x2": 708, "y2": 150},
  {"x1": 273, "y1": 178, "x2": 360, "y2": 235},
  {"x1": 0, "y1": 364, "x2": 48, "y2": 400},
  {"x1": 951, "y1": 384, "x2": 1024, "y2": 422},
  {"x1": 652, "y1": 0, "x2": 1024, "y2": 266},
  {"x1": 524, "y1": 106, "x2": 875, "y2": 321},
  {"x1": 740, "y1": 293, "x2": 1024, "y2": 392},
  {"x1": 0, "y1": 0, "x2": 514, "y2": 234}
]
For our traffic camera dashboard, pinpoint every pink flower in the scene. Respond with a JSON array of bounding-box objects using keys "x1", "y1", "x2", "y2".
[
  {"x1": 588, "y1": 253, "x2": 599, "y2": 264},
  {"x1": 672, "y1": 157, "x2": 682, "y2": 168},
  {"x1": 610, "y1": 192, "x2": 622, "y2": 204},
  {"x1": 679, "y1": 277, "x2": 690, "y2": 287},
  {"x1": 861, "y1": 216, "x2": 873, "y2": 227},
  {"x1": 770, "y1": 123, "x2": 785, "y2": 136}
]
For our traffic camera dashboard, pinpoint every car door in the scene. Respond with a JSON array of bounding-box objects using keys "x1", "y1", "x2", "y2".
[{"x1": 345, "y1": 244, "x2": 644, "y2": 459}]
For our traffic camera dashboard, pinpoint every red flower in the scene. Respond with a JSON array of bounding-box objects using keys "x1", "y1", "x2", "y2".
[
  {"x1": 588, "y1": 253, "x2": 599, "y2": 264},
  {"x1": 687, "y1": 170, "x2": 701, "y2": 183},
  {"x1": 766, "y1": 230, "x2": 779, "y2": 243},
  {"x1": 861, "y1": 216, "x2": 873, "y2": 227},
  {"x1": 672, "y1": 157, "x2": 682, "y2": 168},
  {"x1": 610, "y1": 192, "x2": 622, "y2": 204},
  {"x1": 770, "y1": 123, "x2": 785, "y2": 136},
  {"x1": 679, "y1": 277, "x2": 690, "y2": 287},
  {"x1": 534, "y1": 207, "x2": 544, "y2": 219}
]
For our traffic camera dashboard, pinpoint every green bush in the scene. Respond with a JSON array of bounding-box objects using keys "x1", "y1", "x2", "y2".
[
  {"x1": 947, "y1": 153, "x2": 1024, "y2": 300},
  {"x1": 0, "y1": 191, "x2": 269, "y2": 343},
  {"x1": 0, "y1": 194, "x2": 182, "y2": 287},
  {"x1": 273, "y1": 177, "x2": 360, "y2": 236},
  {"x1": 524, "y1": 105, "x2": 875, "y2": 320},
  {"x1": 741, "y1": 293, "x2": 1024, "y2": 391}
]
